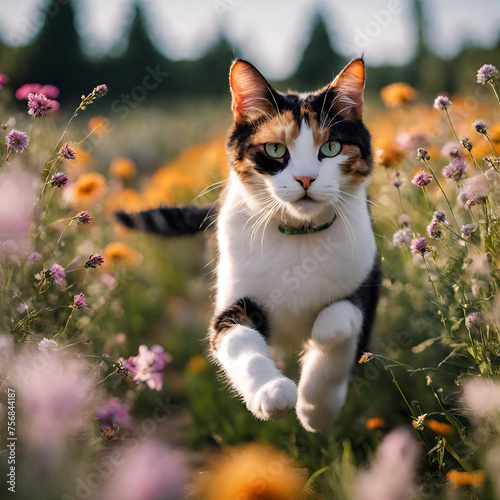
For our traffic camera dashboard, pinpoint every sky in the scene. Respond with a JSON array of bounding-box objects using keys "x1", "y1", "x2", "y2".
[{"x1": 0, "y1": 0, "x2": 499, "y2": 79}]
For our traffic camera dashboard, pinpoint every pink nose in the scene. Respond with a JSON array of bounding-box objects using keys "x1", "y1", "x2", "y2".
[{"x1": 294, "y1": 176, "x2": 317, "y2": 190}]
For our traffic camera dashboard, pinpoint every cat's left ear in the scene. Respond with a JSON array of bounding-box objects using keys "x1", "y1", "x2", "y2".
[
  {"x1": 329, "y1": 59, "x2": 365, "y2": 120},
  {"x1": 230, "y1": 60, "x2": 278, "y2": 125}
]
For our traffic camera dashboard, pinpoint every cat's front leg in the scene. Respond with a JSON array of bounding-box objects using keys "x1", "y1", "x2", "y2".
[
  {"x1": 210, "y1": 298, "x2": 297, "y2": 420},
  {"x1": 296, "y1": 300, "x2": 363, "y2": 432}
]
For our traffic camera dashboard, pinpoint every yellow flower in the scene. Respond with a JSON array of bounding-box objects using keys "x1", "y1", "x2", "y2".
[
  {"x1": 380, "y1": 83, "x2": 417, "y2": 108},
  {"x1": 110, "y1": 157, "x2": 136, "y2": 178},
  {"x1": 200, "y1": 443, "x2": 306, "y2": 500},
  {"x1": 366, "y1": 417, "x2": 386, "y2": 431},
  {"x1": 446, "y1": 469, "x2": 485, "y2": 487},
  {"x1": 187, "y1": 354, "x2": 208, "y2": 374},
  {"x1": 103, "y1": 242, "x2": 138, "y2": 267},
  {"x1": 425, "y1": 419, "x2": 455, "y2": 436},
  {"x1": 72, "y1": 172, "x2": 106, "y2": 204}
]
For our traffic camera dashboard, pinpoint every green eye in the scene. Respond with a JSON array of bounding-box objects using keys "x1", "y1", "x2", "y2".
[
  {"x1": 320, "y1": 140, "x2": 342, "y2": 158},
  {"x1": 264, "y1": 143, "x2": 287, "y2": 159}
]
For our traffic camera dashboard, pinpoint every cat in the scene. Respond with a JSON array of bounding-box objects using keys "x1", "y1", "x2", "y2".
[{"x1": 117, "y1": 58, "x2": 381, "y2": 432}]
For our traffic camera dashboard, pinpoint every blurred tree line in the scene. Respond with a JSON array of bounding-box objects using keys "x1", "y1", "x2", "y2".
[{"x1": 0, "y1": 0, "x2": 499, "y2": 107}]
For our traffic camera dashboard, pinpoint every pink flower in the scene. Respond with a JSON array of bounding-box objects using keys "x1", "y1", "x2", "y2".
[
  {"x1": 59, "y1": 143, "x2": 76, "y2": 160},
  {"x1": 50, "y1": 263, "x2": 66, "y2": 285},
  {"x1": 392, "y1": 228, "x2": 412, "y2": 248},
  {"x1": 98, "y1": 441, "x2": 187, "y2": 500},
  {"x1": 352, "y1": 428, "x2": 420, "y2": 500},
  {"x1": 411, "y1": 171, "x2": 432, "y2": 187},
  {"x1": 50, "y1": 172, "x2": 69, "y2": 188},
  {"x1": 27, "y1": 93, "x2": 55, "y2": 117},
  {"x1": 458, "y1": 175, "x2": 490, "y2": 208},
  {"x1": 29, "y1": 251, "x2": 42, "y2": 264},
  {"x1": 411, "y1": 236, "x2": 428, "y2": 255},
  {"x1": 76, "y1": 210, "x2": 92, "y2": 225},
  {"x1": 442, "y1": 156, "x2": 467, "y2": 182},
  {"x1": 12, "y1": 353, "x2": 96, "y2": 450},
  {"x1": 121, "y1": 345, "x2": 172, "y2": 391},
  {"x1": 5, "y1": 129, "x2": 29, "y2": 153},
  {"x1": 84, "y1": 253, "x2": 104, "y2": 268},
  {"x1": 38, "y1": 338, "x2": 58, "y2": 354},
  {"x1": 72, "y1": 293, "x2": 88, "y2": 310},
  {"x1": 433, "y1": 95, "x2": 452, "y2": 110},
  {"x1": 16, "y1": 83, "x2": 60, "y2": 100}
]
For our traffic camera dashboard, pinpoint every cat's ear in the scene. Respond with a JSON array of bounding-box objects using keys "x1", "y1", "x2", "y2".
[
  {"x1": 230, "y1": 60, "x2": 278, "y2": 125},
  {"x1": 329, "y1": 59, "x2": 365, "y2": 120}
]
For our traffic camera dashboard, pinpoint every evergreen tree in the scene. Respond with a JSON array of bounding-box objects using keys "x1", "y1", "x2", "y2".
[{"x1": 289, "y1": 12, "x2": 344, "y2": 91}]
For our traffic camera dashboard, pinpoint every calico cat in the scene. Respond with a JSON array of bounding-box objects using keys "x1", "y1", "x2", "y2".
[{"x1": 117, "y1": 58, "x2": 381, "y2": 432}]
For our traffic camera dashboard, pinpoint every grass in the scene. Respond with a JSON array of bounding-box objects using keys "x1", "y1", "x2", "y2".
[{"x1": 0, "y1": 71, "x2": 500, "y2": 499}]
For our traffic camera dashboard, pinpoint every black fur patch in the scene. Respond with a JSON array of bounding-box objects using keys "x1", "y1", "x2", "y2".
[
  {"x1": 346, "y1": 258, "x2": 382, "y2": 356},
  {"x1": 210, "y1": 297, "x2": 270, "y2": 350},
  {"x1": 115, "y1": 205, "x2": 216, "y2": 237}
]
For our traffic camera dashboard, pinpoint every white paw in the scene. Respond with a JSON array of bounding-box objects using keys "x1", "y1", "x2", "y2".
[
  {"x1": 248, "y1": 377, "x2": 297, "y2": 420},
  {"x1": 296, "y1": 382, "x2": 347, "y2": 432},
  {"x1": 311, "y1": 301, "x2": 362, "y2": 346}
]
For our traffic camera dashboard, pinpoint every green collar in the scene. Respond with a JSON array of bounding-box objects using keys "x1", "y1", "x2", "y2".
[{"x1": 278, "y1": 213, "x2": 337, "y2": 235}]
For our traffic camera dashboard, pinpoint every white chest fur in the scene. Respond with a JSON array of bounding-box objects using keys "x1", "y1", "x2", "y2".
[{"x1": 215, "y1": 174, "x2": 377, "y2": 349}]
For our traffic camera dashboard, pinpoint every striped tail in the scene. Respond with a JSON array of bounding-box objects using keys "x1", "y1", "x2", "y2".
[{"x1": 115, "y1": 205, "x2": 216, "y2": 237}]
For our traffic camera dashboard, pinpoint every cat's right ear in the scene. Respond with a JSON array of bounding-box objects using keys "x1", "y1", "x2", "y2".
[{"x1": 230, "y1": 60, "x2": 278, "y2": 125}]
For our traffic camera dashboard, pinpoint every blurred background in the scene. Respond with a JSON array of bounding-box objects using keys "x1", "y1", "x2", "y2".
[{"x1": 1, "y1": 2, "x2": 500, "y2": 498}]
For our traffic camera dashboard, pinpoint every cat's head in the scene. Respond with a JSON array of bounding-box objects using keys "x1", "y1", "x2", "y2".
[{"x1": 227, "y1": 59, "x2": 372, "y2": 226}]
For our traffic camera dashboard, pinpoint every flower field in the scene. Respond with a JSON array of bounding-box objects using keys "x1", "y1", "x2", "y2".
[{"x1": 0, "y1": 65, "x2": 500, "y2": 500}]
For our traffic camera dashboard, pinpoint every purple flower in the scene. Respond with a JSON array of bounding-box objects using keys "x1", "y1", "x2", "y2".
[
  {"x1": 50, "y1": 172, "x2": 68, "y2": 188},
  {"x1": 27, "y1": 93, "x2": 52, "y2": 117},
  {"x1": 84, "y1": 253, "x2": 104, "y2": 269},
  {"x1": 477, "y1": 64, "x2": 498, "y2": 85},
  {"x1": 411, "y1": 171, "x2": 433, "y2": 187},
  {"x1": 417, "y1": 148, "x2": 430, "y2": 160},
  {"x1": 465, "y1": 312, "x2": 485, "y2": 330},
  {"x1": 433, "y1": 211, "x2": 446, "y2": 223},
  {"x1": 76, "y1": 210, "x2": 92, "y2": 225},
  {"x1": 5, "y1": 129, "x2": 29, "y2": 153},
  {"x1": 96, "y1": 84, "x2": 108, "y2": 96},
  {"x1": 38, "y1": 338, "x2": 58, "y2": 354},
  {"x1": 441, "y1": 143, "x2": 460, "y2": 158},
  {"x1": 442, "y1": 156, "x2": 467, "y2": 182},
  {"x1": 99, "y1": 441, "x2": 188, "y2": 500},
  {"x1": 411, "y1": 236, "x2": 428, "y2": 255},
  {"x1": 433, "y1": 95, "x2": 452, "y2": 110},
  {"x1": 426, "y1": 221, "x2": 441, "y2": 240},
  {"x1": 59, "y1": 143, "x2": 76, "y2": 160},
  {"x1": 472, "y1": 120, "x2": 488, "y2": 134},
  {"x1": 121, "y1": 344, "x2": 172, "y2": 391},
  {"x1": 29, "y1": 251, "x2": 42, "y2": 264},
  {"x1": 96, "y1": 397, "x2": 130, "y2": 431},
  {"x1": 0, "y1": 73, "x2": 8, "y2": 92},
  {"x1": 393, "y1": 227, "x2": 412, "y2": 248},
  {"x1": 398, "y1": 213, "x2": 411, "y2": 226},
  {"x1": 0, "y1": 239, "x2": 19, "y2": 257},
  {"x1": 461, "y1": 223, "x2": 477, "y2": 237},
  {"x1": 458, "y1": 175, "x2": 490, "y2": 208},
  {"x1": 72, "y1": 293, "x2": 88, "y2": 310},
  {"x1": 49, "y1": 263, "x2": 66, "y2": 285}
]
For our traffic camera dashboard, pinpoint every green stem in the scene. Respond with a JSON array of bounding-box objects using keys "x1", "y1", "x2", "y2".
[
  {"x1": 0, "y1": 149, "x2": 12, "y2": 175},
  {"x1": 489, "y1": 81, "x2": 500, "y2": 107},
  {"x1": 484, "y1": 135, "x2": 500, "y2": 158},
  {"x1": 421, "y1": 186, "x2": 433, "y2": 214},
  {"x1": 422, "y1": 158, "x2": 459, "y2": 230}
]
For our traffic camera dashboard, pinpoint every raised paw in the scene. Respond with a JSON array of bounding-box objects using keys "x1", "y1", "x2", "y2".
[
  {"x1": 311, "y1": 301, "x2": 363, "y2": 346},
  {"x1": 248, "y1": 377, "x2": 297, "y2": 420}
]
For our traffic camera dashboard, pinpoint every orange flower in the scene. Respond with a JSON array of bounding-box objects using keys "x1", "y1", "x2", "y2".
[
  {"x1": 425, "y1": 419, "x2": 455, "y2": 436},
  {"x1": 366, "y1": 417, "x2": 386, "y2": 430},
  {"x1": 380, "y1": 83, "x2": 417, "y2": 108},
  {"x1": 103, "y1": 242, "x2": 138, "y2": 267},
  {"x1": 71, "y1": 172, "x2": 106, "y2": 204},
  {"x1": 187, "y1": 354, "x2": 208, "y2": 374},
  {"x1": 446, "y1": 470, "x2": 485, "y2": 487},
  {"x1": 110, "y1": 157, "x2": 136, "y2": 178},
  {"x1": 374, "y1": 145, "x2": 404, "y2": 169},
  {"x1": 200, "y1": 443, "x2": 306, "y2": 500},
  {"x1": 88, "y1": 116, "x2": 110, "y2": 135},
  {"x1": 105, "y1": 188, "x2": 146, "y2": 213}
]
